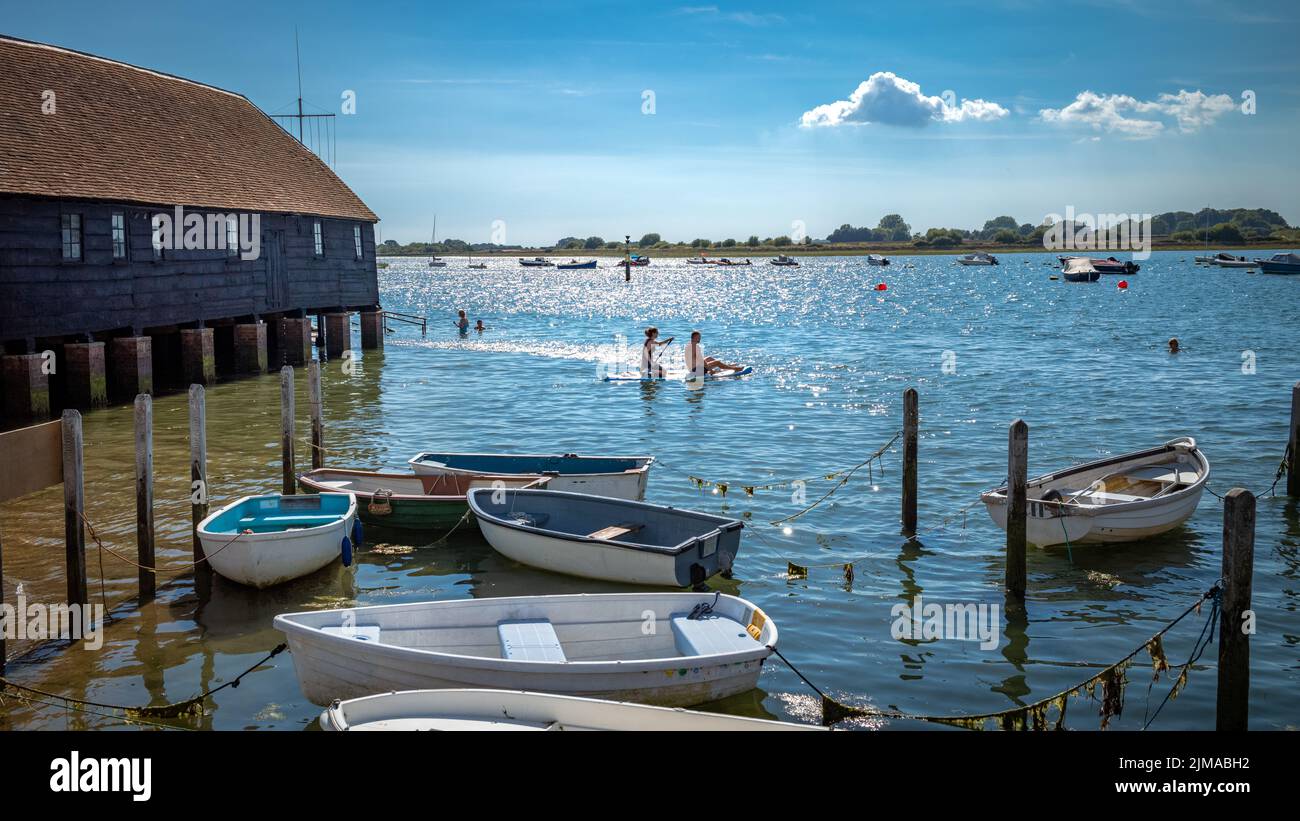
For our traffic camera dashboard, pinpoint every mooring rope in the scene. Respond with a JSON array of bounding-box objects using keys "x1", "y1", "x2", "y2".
[
  {"x1": 1205, "y1": 446, "x2": 1289, "y2": 501},
  {"x1": 0, "y1": 643, "x2": 287, "y2": 721},
  {"x1": 77, "y1": 508, "x2": 244, "y2": 575},
  {"x1": 768, "y1": 584, "x2": 1221, "y2": 729}
]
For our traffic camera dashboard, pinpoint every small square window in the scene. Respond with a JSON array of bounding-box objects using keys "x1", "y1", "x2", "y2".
[
  {"x1": 62, "y1": 213, "x2": 82, "y2": 261},
  {"x1": 313, "y1": 221, "x2": 323, "y2": 256},
  {"x1": 111, "y1": 212, "x2": 127, "y2": 259},
  {"x1": 353, "y1": 225, "x2": 363, "y2": 260}
]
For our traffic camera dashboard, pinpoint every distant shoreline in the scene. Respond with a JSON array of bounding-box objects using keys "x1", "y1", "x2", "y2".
[{"x1": 380, "y1": 241, "x2": 1296, "y2": 260}]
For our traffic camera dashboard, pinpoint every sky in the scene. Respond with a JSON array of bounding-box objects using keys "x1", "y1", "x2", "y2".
[{"x1": 4, "y1": 0, "x2": 1299, "y2": 245}]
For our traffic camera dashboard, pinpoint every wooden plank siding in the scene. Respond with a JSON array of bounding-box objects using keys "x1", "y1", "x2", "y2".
[{"x1": 0, "y1": 194, "x2": 378, "y2": 345}]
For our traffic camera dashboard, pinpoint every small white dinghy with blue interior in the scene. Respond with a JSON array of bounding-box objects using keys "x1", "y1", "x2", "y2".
[
  {"x1": 408, "y1": 451, "x2": 653, "y2": 501},
  {"x1": 320, "y1": 689, "x2": 822, "y2": 731},
  {"x1": 197, "y1": 492, "x2": 359, "y2": 588},
  {"x1": 274, "y1": 591, "x2": 775, "y2": 707},
  {"x1": 980, "y1": 437, "x2": 1209, "y2": 548},
  {"x1": 467, "y1": 488, "x2": 743, "y2": 587}
]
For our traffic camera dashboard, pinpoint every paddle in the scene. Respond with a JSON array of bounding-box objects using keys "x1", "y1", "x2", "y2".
[{"x1": 650, "y1": 337, "x2": 674, "y2": 374}]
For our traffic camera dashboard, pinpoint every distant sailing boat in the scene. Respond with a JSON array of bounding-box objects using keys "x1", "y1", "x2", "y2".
[
  {"x1": 1194, "y1": 208, "x2": 1214, "y2": 264},
  {"x1": 428, "y1": 216, "x2": 446, "y2": 268},
  {"x1": 468, "y1": 244, "x2": 487, "y2": 269}
]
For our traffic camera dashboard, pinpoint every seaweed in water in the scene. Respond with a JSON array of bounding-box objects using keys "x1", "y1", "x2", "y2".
[
  {"x1": 1098, "y1": 666, "x2": 1128, "y2": 730},
  {"x1": 1147, "y1": 635, "x2": 1170, "y2": 680}
]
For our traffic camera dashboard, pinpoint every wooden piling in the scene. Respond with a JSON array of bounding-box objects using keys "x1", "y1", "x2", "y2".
[
  {"x1": 61, "y1": 409, "x2": 87, "y2": 609},
  {"x1": 0, "y1": 526, "x2": 6, "y2": 673},
  {"x1": 1288, "y1": 381, "x2": 1299, "y2": 497},
  {"x1": 901, "y1": 387, "x2": 918, "y2": 535},
  {"x1": 1005, "y1": 419, "x2": 1028, "y2": 600},
  {"x1": 281, "y1": 365, "x2": 295, "y2": 494},
  {"x1": 308, "y1": 360, "x2": 324, "y2": 470},
  {"x1": 1216, "y1": 488, "x2": 1255, "y2": 731},
  {"x1": 133, "y1": 394, "x2": 156, "y2": 599},
  {"x1": 189, "y1": 385, "x2": 208, "y2": 564}
]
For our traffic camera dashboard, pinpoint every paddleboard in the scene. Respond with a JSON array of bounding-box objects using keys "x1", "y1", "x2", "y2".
[{"x1": 603, "y1": 366, "x2": 753, "y2": 383}]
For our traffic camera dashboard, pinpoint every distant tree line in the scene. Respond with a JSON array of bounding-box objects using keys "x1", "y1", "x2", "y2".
[{"x1": 375, "y1": 207, "x2": 1293, "y2": 254}]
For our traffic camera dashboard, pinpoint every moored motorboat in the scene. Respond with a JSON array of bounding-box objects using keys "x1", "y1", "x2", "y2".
[
  {"x1": 1210, "y1": 252, "x2": 1255, "y2": 268},
  {"x1": 197, "y1": 492, "x2": 359, "y2": 588},
  {"x1": 1255, "y1": 252, "x2": 1300, "y2": 275},
  {"x1": 1060, "y1": 257, "x2": 1101, "y2": 282},
  {"x1": 468, "y1": 488, "x2": 743, "y2": 587},
  {"x1": 979, "y1": 437, "x2": 1210, "y2": 547},
  {"x1": 956, "y1": 252, "x2": 998, "y2": 265},
  {"x1": 320, "y1": 689, "x2": 822, "y2": 731},
  {"x1": 712, "y1": 258, "x2": 752, "y2": 266},
  {"x1": 297, "y1": 468, "x2": 547, "y2": 530},
  {"x1": 408, "y1": 451, "x2": 653, "y2": 500},
  {"x1": 623, "y1": 255, "x2": 650, "y2": 266},
  {"x1": 274, "y1": 591, "x2": 778, "y2": 707},
  {"x1": 865, "y1": 254, "x2": 890, "y2": 266},
  {"x1": 519, "y1": 257, "x2": 554, "y2": 267},
  {"x1": 770, "y1": 255, "x2": 799, "y2": 266},
  {"x1": 1059, "y1": 255, "x2": 1138, "y2": 274},
  {"x1": 556, "y1": 259, "x2": 598, "y2": 269},
  {"x1": 685, "y1": 257, "x2": 711, "y2": 264}
]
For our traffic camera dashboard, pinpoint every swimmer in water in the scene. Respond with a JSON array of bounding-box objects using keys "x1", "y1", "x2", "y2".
[
  {"x1": 475, "y1": 319, "x2": 486, "y2": 333},
  {"x1": 456, "y1": 310, "x2": 469, "y2": 335},
  {"x1": 1168, "y1": 337, "x2": 1180, "y2": 354}
]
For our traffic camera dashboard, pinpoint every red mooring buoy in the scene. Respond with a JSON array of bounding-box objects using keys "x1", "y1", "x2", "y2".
[
  {"x1": 876, "y1": 282, "x2": 888, "y2": 291},
  {"x1": 1118, "y1": 280, "x2": 1129, "y2": 289}
]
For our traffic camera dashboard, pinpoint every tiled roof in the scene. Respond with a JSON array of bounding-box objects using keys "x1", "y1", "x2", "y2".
[{"x1": 0, "y1": 36, "x2": 378, "y2": 222}]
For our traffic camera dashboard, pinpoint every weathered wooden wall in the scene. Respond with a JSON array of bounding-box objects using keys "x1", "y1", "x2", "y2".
[{"x1": 0, "y1": 194, "x2": 378, "y2": 346}]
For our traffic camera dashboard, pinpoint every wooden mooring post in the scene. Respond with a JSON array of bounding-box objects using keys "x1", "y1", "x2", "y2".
[
  {"x1": 1288, "y1": 381, "x2": 1299, "y2": 497},
  {"x1": 189, "y1": 385, "x2": 208, "y2": 564},
  {"x1": 1005, "y1": 419, "x2": 1028, "y2": 601},
  {"x1": 901, "y1": 387, "x2": 918, "y2": 536},
  {"x1": 62, "y1": 409, "x2": 87, "y2": 609},
  {"x1": 134, "y1": 394, "x2": 155, "y2": 599},
  {"x1": 1216, "y1": 488, "x2": 1255, "y2": 731},
  {"x1": 308, "y1": 360, "x2": 324, "y2": 470},
  {"x1": 281, "y1": 365, "x2": 296, "y2": 494}
]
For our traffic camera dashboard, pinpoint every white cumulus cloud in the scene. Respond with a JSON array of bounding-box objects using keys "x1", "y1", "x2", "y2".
[
  {"x1": 799, "y1": 72, "x2": 1009, "y2": 129},
  {"x1": 1039, "y1": 89, "x2": 1235, "y2": 139}
]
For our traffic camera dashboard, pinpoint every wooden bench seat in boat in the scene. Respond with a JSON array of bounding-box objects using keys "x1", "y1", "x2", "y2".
[
  {"x1": 498, "y1": 619, "x2": 567, "y2": 662},
  {"x1": 587, "y1": 523, "x2": 643, "y2": 541},
  {"x1": 670, "y1": 614, "x2": 756, "y2": 656}
]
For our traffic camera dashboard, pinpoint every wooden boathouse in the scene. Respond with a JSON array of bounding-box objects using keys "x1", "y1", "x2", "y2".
[{"x1": 0, "y1": 35, "x2": 383, "y2": 423}]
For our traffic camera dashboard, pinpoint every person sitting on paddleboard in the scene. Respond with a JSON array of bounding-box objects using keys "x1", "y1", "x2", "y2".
[
  {"x1": 685, "y1": 330, "x2": 741, "y2": 376},
  {"x1": 456, "y1": 310, "x2": 469, "y2": 335},
  {"x1": 641, "y1": 327, "x2": 673, "y2": 377}
]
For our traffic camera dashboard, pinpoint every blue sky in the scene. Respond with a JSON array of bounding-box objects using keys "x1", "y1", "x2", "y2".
[{"x1": 5, "y1": 0, "x2": 1299, "y2": 244}]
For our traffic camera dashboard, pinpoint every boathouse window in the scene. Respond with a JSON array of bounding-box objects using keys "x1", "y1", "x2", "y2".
[
  {"x1": 313, "y1": 220, "x2": 324, "y2": 256},
  {"x1": 353, "y1": 224, "x2": 363, "y2": 260},
  {"x1": 111, "y1": 212, "x2": 127, "y2": 259},
  {"x1": 61, "y1": 213, "x2": 82, "y2": 261},
  {"x1": 226, "y1": 215, "x2": 239, "y2": 258}
]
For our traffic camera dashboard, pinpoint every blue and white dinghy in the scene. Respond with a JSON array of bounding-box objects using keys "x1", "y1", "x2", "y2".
[
  {"x1": 198, "y1": 492, "x2": 359, "y2": 588},
  {"x1": 275, "y1": 592, "x2": 776, "y2": 707},
  {"x1": 409, "y1": 451, "x2": 653, "y2": 500},
  {"x1": 320, "y1": 689, "x2": 822, "y2": 731},
  {"x1": 468, "y1": 488, "x2": 743, "y2": 587}
]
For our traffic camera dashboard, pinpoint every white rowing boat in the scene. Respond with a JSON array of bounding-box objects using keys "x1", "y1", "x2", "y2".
[
  {"x1": 320, "y1": 689, "x2": 823, "y2": 731},
  {"x1": 467, "y1": 488, "x2": 743, "y2": 586},
  {"x1": 408, "y1": 451, "x2": 653, "y2": 501},
  {"x1": 197, "y1": 492, "x2": 359, "y2": 588},
  {"x1": 980, "y1": 437, "x2": 1209, "y2": 547},
  {"x1": 274, "y1": 592, "x2": 776, "y2": 707}
]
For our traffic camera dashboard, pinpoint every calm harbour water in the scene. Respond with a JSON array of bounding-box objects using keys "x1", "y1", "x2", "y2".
[{"x1": 2, "y1": 251, "x2": 1298, "y2": 730}]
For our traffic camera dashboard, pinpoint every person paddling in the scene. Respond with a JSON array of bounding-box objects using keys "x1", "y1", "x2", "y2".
[
  {"x1": 685, "y1": 330, "x2": 741, "y2": 376},
  {"x1": 641, "y1": 327, "x2": 673, "y2": 377},
  {"x1": 455, "y1": 310, "x2": 469, "y2": 335}
]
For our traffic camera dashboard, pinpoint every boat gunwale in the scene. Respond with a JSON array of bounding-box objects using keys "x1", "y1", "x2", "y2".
[
  {"x1": 467, "y1": 487, "x2": 743, "y2": 556},
  {"x1": 273, "y1": 592, "x2": 776, "y2": 671},
  {"x1": 407, "y1": 451, "x2": 656, "y2": 478},
  {"x1": 297, "y1": 468, "x2": 548, "y2": 502}
]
